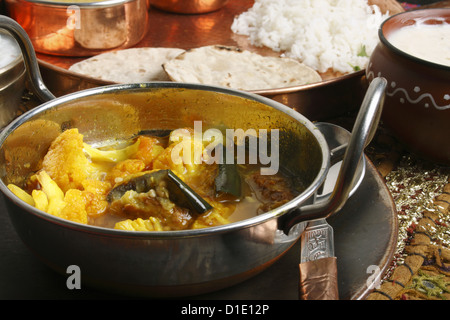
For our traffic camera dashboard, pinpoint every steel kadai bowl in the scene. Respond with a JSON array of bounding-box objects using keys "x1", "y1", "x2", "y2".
[
  {"x1": 0, "y1": 80, "x2": 386, "y2": 297},
  {"x1": 0, "y1": 15, "x2": 387, "y2": 297}
]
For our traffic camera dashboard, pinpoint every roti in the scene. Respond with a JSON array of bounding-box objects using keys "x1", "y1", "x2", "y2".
[
  {"x1": 162, "y1": 45, "x2": 322, "y2": 91},
  {"x1": 69, "y1": 47, "x2": 185, "y2": 83}
]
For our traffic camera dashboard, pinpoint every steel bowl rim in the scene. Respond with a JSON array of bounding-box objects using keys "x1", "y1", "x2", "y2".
[
  {"x1": 0, "y1": 55, "x2": 23, "y2": 77},
  {"x1": 0, "y1": 30, "x2": 24, "y2": 78},
  {"x1": 0, "y1": 68, "x2": 26, "y2": 93},
  {"x1": 379, "y1": 8, "x2": 450, "y2": 71},
  {"x1": 0, "y1": 82, "x2": 330, "y2": 239}
]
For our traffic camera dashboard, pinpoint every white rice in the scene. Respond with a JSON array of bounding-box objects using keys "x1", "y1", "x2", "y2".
[{"x1": 231, "y1": 0, "x2": 390, "y2": 73}]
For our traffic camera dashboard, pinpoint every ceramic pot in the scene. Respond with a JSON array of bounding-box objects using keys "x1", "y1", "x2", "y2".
[{"x1": 367, "y1": 8, "x2": 450, "y2": 164}]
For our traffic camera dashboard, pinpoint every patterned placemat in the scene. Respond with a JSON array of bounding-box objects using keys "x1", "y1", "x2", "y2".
[
  {"x1": 365, "y1": 129, "x2": 450, "y2": 300},
  {"x1": 353, "y1": 0, "x2": 450, "y2": 300}
]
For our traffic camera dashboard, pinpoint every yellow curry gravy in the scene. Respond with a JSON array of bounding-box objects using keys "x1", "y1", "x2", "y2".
[{"x1": 8, "y1": 128, "x2": 300, "y2": 231}]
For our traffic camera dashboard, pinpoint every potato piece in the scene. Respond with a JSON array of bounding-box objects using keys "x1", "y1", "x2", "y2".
[
  {"x1": 36, "y1": 170, "x2": 66, "y2": 216},
  {"x1": 7, "y1": 184, "x2": 35, "y2": 206},
  {"x1": 32, "y1": 189, "x2": 48, "y2": 212}
]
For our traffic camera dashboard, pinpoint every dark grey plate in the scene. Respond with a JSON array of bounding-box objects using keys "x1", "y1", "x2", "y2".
[
  {"x1": 0, "y1": 159, "x2": 397, "y2": 300},
  {"x1": 195, "y1": 158, "x2": 398, "y2": 300}
]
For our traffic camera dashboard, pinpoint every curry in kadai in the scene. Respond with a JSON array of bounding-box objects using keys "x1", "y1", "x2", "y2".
[{"x1": 8, "y1": 127, "x2": 299, "y2": 231}]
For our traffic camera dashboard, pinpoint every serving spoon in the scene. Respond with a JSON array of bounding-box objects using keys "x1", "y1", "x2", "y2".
[{"x1": 297, "y1": 78, "x2": 386, "y2": 300}]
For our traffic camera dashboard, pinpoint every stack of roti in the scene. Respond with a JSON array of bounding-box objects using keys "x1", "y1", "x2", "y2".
[
  {"x1": 69, "y1": 47, "x2": 185, "y2": 83},
  {"x1": 162, "y1": 45, "x2": 321, "y2": 90},
  {"x1": 68, "y1": 45, "x2": 322, "y2": 90}
]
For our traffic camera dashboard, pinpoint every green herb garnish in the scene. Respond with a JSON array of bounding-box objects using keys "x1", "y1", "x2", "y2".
[
  {"x1": 357, "y1": 44, "x2": 368, "y2": 57},
  {"x1": 348, "y1": 63, "x2": 361, "y2": 71}
]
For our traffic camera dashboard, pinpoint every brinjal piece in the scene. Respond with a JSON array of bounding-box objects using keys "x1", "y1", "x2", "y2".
[
  {"x1": 107, "y1": 169, "x2": 212, "y2": 214},
  {"x1": 136, "y1": 129, "x2": 172, "y2": 138},
  {"x1": 214, "y1": 144, "x2": 242, "y2": 199}
]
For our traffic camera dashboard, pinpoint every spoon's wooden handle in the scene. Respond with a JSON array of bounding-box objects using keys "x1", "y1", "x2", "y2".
[{"x1": 299, "y1": 257, "x2": 339, "y2": 300}]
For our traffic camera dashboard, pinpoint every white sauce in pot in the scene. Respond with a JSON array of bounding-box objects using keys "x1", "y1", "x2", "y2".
[
  {"x1": 0, "y1": 33, "x2": 21, "y2": 70},
  {"x1": 387, "y1": 18, "x2": 450, "y2": 67}
]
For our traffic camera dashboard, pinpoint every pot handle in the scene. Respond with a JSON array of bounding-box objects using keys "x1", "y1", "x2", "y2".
[
  {"x1": 0, "y1": 15, "x2": 55, "y2": 102},
  {"x1": 313, "y1": 122, "x2": 366, "y2": 202},
  {"x1": 279, "y1": 77, "x2": 387, "y2": 234}
]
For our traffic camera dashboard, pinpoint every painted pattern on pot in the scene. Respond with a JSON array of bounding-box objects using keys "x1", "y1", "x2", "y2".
[{"x1": 367, "y1": 63, "x2": 450, "y2": 111}]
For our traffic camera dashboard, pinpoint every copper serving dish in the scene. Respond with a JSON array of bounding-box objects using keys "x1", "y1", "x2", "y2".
[
  {"x1": 4, "y1": 0, "x2": 149, "y2": 56},
  {"x1": 6, "y1": 1, "x2": 446, "y2": 124},
  {"x1": 18, "y1": 0, "x2": 374, "y2": 121}
]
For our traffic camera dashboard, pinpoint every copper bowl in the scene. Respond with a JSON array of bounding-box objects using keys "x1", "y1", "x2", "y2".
[
  {"x1": 4, "y1": 0, "x2": 149, "y2": 56},
  {"x1": 148, "y1": 0, "x2": 228, "y2": 14},
  {"x1": 367, "y1": 8, "x2": 450, "y2": 165}
]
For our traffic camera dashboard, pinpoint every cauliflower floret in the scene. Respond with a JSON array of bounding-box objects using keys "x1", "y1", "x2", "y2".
[
  {"x1": 81, "y1": 179, "x2": 110, "y2": 218},
  {"x1": 114, "y1": 217, "x2": 163, "y2": 231},
  {"x1": 42, "y1": 128, "x2": 145, "y2": 193},
  {"x1": 41, "y1": 128, "x2": 92, "y2": 193},
  {"x1": 106, "y1": 159, "x2": 146, "y2": 185},
  {"x1": 60, "y1": 189, "x2": 88, "y2": 224},
  {"x1": 191, "y1": 200, "x2": 234, "y2": 229}
]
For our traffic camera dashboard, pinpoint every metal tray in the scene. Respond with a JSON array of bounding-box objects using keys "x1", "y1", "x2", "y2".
[{"x1": 34, "y1": 0, "x2": 368, "y2": 121}]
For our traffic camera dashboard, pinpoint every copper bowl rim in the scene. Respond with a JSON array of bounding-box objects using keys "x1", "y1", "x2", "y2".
[
  {"x1": 148, "y1": 0, "x2": 228, "y2": 14},
  {"x1": 18, "y1": 0, "x2": 137, "y2": 8},
  {"x1": 41, "y1": 57, "x2": 365, "y2": 97},
  {"x1": 251, "y1": 70, "x2": 365, "y2": 95},
  {"x1": 379, "y1": 8, "x2": 450, "y2": 71}
]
